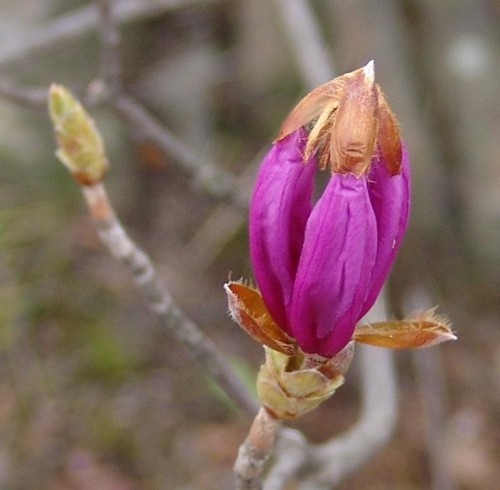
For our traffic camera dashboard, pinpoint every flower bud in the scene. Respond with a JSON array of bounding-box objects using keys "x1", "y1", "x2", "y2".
[
  {"x1": 48, "y1": 84, "x2": 109, "y2": 185},
  {"x1": 245, "y1": 62, "x2": 412, "y2": 358},
  {"x1": 226, "y1": 61, "x2": 454, "y2": 419}
]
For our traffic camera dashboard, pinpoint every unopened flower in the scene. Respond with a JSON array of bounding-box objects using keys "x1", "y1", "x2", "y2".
[
  {"x1": 48, "y1": 84, "x2": 109, "y2": 185},
  {"x1": 226, "y1": 61, "x2": 454, "y2": 418},
  {"x1": 248, "y1": 61, "x2": 410, "y2": 358}
]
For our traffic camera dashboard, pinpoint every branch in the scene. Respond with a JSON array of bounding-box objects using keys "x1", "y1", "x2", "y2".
[
  {"x1": 112, "y1": 94, "x2": 247, "y2": 208},
  {"x1": 0, "y1": 0, "x2": 215, "y2": 108},
  {"x1": 263, "y1": 428, "x2": 308, "y2": 489},
  {"x1": 0, "y1": 79, "x2": 47, "y2": 108},
  {"x1": 96, "y1": 0, "x2": 123, "y2": 94},
  {"x1": 298, "y1": 295, "x2": 398, "y2": 489},
  {"x1": 406, "y1": 289, "x2": 456, "y2": 490},
  {"x1": 273, "y1": 0, "x2": 335, "y2": 88},
  {"x1": 80, "y1": 182, "x2": 258, "y2": 416},
  {"x1": 0, "y1": 0, "x2": 218, "y2": 68},
  {"x1": 413, "y1": 348, "x2": 456, "y2": 490},
  {"x1": 179, "y1": 152, "x2": 259, "y2": 271},
  {"x1": 234, "y1": 407, "x2": 281, "y2": 490}
]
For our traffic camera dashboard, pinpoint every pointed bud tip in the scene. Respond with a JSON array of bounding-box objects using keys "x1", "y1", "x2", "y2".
[
  {"x1": 48, "y1": 84, "x2": 72, "y2": 121},
  {"x1": 362, "y1": 60, "x2": 375, "y2": 81},
  {"x1": 442, "y1": 331, "x2": 458, "y2": 342},
  {"x1": 49, "y1": 83, "x2": 63, "y2": 93}
]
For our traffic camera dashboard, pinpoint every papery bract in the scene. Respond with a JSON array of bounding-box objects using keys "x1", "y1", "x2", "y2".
[{"x1": 353, "y1": 308, "x2": 456, "y2": 348}]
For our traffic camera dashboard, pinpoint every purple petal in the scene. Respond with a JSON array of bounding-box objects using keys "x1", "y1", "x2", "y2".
[
  {"x1": 290, "y1": 173, "x2": 378, "y2": 356},
  {"x1": 249, "y1": 128, "x2": 316, "y2": 332},
  {"x1": 359, "y1": 142, "x2": 411, "y2": 316}
]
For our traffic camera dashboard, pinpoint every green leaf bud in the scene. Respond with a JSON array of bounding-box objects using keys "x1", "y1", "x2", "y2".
[{"x1": 48, "y1": 84, "x2": 109, "y2": 185}]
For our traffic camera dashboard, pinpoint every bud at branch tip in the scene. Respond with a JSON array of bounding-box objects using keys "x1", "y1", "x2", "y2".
[{"x1": 48, "y1": 84, "x2": 109, "y2": 186}]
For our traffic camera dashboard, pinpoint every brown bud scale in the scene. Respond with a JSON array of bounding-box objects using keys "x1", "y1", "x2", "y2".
[{"x1": 275, "y1": 62, "x2": 402, "y2": 177}]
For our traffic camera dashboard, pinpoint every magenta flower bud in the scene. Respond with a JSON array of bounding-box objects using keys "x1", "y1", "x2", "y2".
[{"x1": 249, "y1": 62, "x2": 411, "y2": 358}]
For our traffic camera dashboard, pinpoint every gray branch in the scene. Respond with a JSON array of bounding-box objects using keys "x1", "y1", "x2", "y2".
[
  {"x1": 406, "y1": 289, "x2": 456, "y2": 490},
  {"x1": 263, "y1": 428, "x2": 308, "y2": 489},
  {"x1": 298, "y1": 298, "x2": 398, "y2": 488},
  {"x1": 96, "y1": 0, "x2": 123, "y2": 94},
  {"x1": 274, "y1": 0, "x2": 335, "y2": 88},
  {"x1": 0, "y1": 0, "x2": 218, "y2": 68},
  {"x1": 81, "y1": 183, "x2": 258, "y2": 417},
  {"x1": 0, "y1": 79, "x2": 47, "y2": 108},
  {"x1": 257, "y1": 294, "x2": 398, "y2": 490},
  {"x1": 112, "y1": 94, "x2": 246, "y2": 208}
]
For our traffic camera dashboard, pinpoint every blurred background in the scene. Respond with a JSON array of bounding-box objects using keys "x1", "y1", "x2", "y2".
[{"x1": 0, "y1": 0, "x2": 499, "y2": 488}]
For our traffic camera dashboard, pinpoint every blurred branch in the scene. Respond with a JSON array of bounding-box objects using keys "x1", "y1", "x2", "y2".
[
  {"x1": 80, "y1": 182, "x2": 258, "y2": 416},
  {"x1": 0, "y1": 0, "x2": 246, "y2": 214},
  {"x1": 0, "y1": 79, "x2": 47, "y2": 108},
  {"x1": 257, "y1": 295, "x2": 398, "y2": 490},
  {"x1": 274, "y1": 0, "x2": 335, "y2": 87},
  {"x1": 299, "y1": 296, "x2": 398, "y2": 489},
  {"x1": 263, "y1": 428, "x2": 308, "y2": 489},
  {"x1": 96, "y1": 0, "x2": 122, "y2": 94},
  {"x1": 179, "y1": 153, "x2": 258, "y2": 270},
  {"x1": 112, "y1": 94, "x2": 247, "y2": 208},
  {"x1": 234, "y1": 407, "x2": 281, "y2": 490},
  {"x1": 413, "y1": 348, "x2": 456, "y2": 490},
  {"x1": 406, "y1": 289, "x2": 456, "y2": 490},
  {"x1": 0, "y1": 0, "x2": 219, "y2": 68}
]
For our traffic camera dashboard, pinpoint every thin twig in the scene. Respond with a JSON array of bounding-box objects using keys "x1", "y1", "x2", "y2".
[
  {"x1": 0, "y1": 1, "x2": 214, "y2": 108},
  {"x1": 179, "y1": 151, "x2": 260, "y2": 270},
  {"x1": 273, "y1": 0, "x2": 335, "y2": 88},
  {"x1": 0, "y1": 80, "x2": 47, "y2": 108},
  {"x1": 80, "y1": 182, "x2": 258, "y2": 416},
  {"x1": 96, "y1": 0, "x2": 123, "y2": 94},
  {"x1": 112, "y1": 94, "x2": 246, "y2": 209},
  {"x1": 234, "y1": 407, "x2": 281, "y2": 490},
  {"x1": 0, "y1": 0, "x2": 218, "y2": 68}
]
